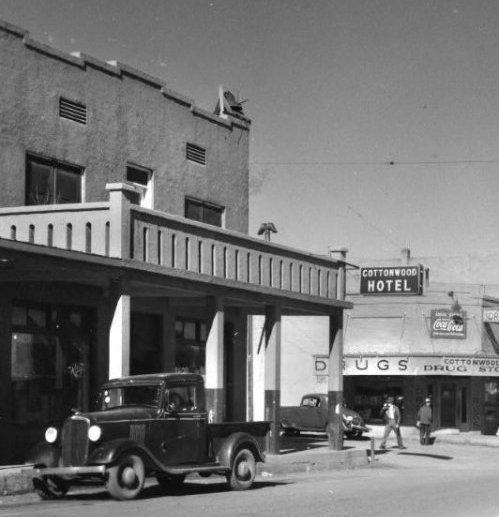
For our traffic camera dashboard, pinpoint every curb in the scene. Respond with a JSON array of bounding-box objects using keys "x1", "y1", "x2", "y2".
[
  {"x1": 0, "y1": 450, "x2": 369, "y2": 496},
  {"x1": 258, "y1": 449, "x2": 369, "y2": 477},
  {"x1": 0, "y1": 465, "x2": 34, "y2": 496}
]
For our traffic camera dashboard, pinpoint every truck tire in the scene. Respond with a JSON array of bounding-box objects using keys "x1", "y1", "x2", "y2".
[
  {"x1": 33, "y1": 475, "x2": 69, "y2": 500},
  {"x1": 106, "y1": 453, "x2": 145, "y2": 500},
  {"x1": 156, "y1": 474, "x2": 185, "y2": 492},
  {"x1": 227, "y1": 448, "x2": 256, "y2": 491}
]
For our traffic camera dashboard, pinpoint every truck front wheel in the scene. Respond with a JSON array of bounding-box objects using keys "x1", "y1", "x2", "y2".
[
  {"x1": 106, "y1": 453, "x2": 145, "y2": 500},
  {"x1": 227, "y1": 448, "x2": 256, "y2": 491}
]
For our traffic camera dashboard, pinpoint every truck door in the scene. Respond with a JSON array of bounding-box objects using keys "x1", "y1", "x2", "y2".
[{"x1": 161, "y1": 383, "x2": 203, "y2": 465}]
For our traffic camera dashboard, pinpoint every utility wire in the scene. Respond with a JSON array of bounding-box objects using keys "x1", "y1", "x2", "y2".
[{"x1": 250, "y1": 159, "x2": 499, "y2": 166}]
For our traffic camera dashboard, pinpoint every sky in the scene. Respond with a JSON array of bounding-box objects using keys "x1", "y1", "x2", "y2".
[{"x1": 1, "y1": 0, "x2": 499, "y2": 262}]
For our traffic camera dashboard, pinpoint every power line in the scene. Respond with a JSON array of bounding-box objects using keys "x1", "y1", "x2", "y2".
[{"x1": 250, "y1": 159, "x2": 499, "y2": 166}]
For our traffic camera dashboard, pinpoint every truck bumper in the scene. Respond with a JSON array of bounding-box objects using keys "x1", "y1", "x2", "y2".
[{"x1": 32, "y1": 465, "x2": 106, "y2": 478}]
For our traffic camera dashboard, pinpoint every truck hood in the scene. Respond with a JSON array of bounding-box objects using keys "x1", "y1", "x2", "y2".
[{"x1": 76, "y1": 406, "x2": 157, "y2": 424}]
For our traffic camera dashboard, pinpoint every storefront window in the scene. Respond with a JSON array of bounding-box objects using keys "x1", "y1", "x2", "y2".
[
  {"x1": 175, "y1": 318, "x2": 207, "y2": 375},
  {"x1": 10, "y1": 302, "x2": 93, "y2": 426},
  {"x1": 11, "y1": 333, "x2": 54, "y2": 380}
]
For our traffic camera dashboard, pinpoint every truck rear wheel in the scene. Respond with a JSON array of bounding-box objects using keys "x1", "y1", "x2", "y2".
[
  {"x1": 106, "y1": 453, "x2": 145, "y2": 500},
  {"x1": 227, "y1": 448, "x2": 256, "y2": 491}
]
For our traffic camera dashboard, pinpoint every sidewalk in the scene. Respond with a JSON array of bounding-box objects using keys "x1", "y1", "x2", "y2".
[
  {"x1": 2, "y1": 428, "x2": 499, "y2": 497},
  {"x1": 368, "y1": 425, "x2": 499, "y2": 447}
]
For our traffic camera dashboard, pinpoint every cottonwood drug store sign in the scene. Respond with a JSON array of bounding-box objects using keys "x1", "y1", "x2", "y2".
[
  {"x1": 342, "y1": 355, "x2": 499, "y2": 377},
  {"x1": 360, "y1": 266, "x2": 424, "y2": 295}
]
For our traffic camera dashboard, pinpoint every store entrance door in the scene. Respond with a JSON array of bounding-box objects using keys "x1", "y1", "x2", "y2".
[{"x1": 440, "y1": 384, "x2": 456, "y2": 427}]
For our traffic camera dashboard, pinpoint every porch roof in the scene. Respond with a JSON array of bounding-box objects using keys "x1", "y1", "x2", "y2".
[{"x1": 0, "y1": 238, "x2": 352, "y2": 316}]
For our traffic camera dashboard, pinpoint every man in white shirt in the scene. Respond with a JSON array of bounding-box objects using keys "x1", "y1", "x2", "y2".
[{"x1": 379, "y1": 396, "x2": 406, "y2": 449}]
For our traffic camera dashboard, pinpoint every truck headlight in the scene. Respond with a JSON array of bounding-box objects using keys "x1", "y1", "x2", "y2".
[
  {"x1": 45, "y1": 427, "x2": 58, "y2": 443},
  {"x1": 88, "y1": 425, "x2": 102, "y2": 442}
]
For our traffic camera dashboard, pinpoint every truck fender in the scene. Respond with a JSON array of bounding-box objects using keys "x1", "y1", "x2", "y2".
[
  {"x1": 88, "y1": 439, "x2": 160, "y2": 469},
  {"x1": 216, "y1": 432, "x2": 265, "y2": 468},
  {"x1": 25, "y1": 442, "x2": 61, "y2": 468}
]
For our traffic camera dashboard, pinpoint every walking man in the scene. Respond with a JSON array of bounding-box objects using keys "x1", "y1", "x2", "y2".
[
  {"x1": 417, "y1": 397, "x2": 433, "y2": 445},
  {"x1": 379, "y1": 397, "x2": 406, "y2": 449}
]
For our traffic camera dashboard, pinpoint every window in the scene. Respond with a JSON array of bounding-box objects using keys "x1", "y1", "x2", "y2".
[
  {"x1": 126, "y1": 164, "x2": 153, "y2": 208},
  {"x1": 185, "y1": 198, "x2": 224, "y2": 227},
  {"x1": 174, "y1": 318, "x2": 207, "y2": 374},
  {"x1": 166, "y1": 383, "x2": 205, "y2": 412},
  {"x1": 186, "y1": 143, "x2": 206, "y2": 165},
  {"x1": 26, "y1": 155, "x2": 82, "y2": 205},
  {"x1": 10, "y1": 302, "x2": 94, "y2": 426}
]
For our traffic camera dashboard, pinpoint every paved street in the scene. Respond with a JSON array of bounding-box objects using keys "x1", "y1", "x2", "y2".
[{"x1": 2, "y1": 440, "x2": 499, "y2": 517}]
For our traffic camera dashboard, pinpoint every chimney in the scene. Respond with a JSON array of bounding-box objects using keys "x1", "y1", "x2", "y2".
[{"x1": 401, "y1": 247, "x2": 411, "y2": 265}]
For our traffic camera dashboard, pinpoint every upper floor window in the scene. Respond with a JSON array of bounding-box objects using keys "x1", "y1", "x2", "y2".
[
  {"x1": 185, "y1": 197, "x2": 224, "y2": 227},
  {"x1": 26, "y1": 155, "x2": 82, "y2": 205},
  {"x1": 186, "y1": 143, "x2": 206, "y2": 165},
  {"x1": 126, "y1": 164, "x2": 153, "y2": 209}
]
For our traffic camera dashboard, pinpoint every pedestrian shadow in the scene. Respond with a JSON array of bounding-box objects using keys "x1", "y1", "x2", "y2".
[{"x1": 397, "y1": 452, "x2": 453, "y2": 460}]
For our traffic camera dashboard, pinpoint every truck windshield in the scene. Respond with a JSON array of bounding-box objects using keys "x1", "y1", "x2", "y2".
[{"x1": 98, "y1": 385, "x2": 161, "y2": 410}]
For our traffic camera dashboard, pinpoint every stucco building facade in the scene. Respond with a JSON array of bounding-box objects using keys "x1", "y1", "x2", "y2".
[{"x1": 0, "y1": 20, "x2": 349, "y2": 463}]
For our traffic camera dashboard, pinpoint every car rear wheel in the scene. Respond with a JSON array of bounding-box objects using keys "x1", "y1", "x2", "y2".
[
  {"x1": 34, "y1": 475, "x2": 69, "y2": 500},
  {"x1": 227, "y1": 448, "x2": 256, "y2": 491},
  {"x1": 106, "y1": 453, "x2": 145, "y2": 500}
]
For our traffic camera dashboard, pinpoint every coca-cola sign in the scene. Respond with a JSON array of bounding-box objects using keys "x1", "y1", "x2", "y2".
[{"x1": 430, "y1": 309, "x2": 466, "y2": 339}]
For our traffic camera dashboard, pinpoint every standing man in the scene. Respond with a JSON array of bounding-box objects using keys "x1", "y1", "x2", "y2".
[
  {"x1": 417, "y1": 397, "x2": 433, "y2": 445},
  {"x1": 379, "y1": 397, "x2": 406, "y2": 449}
]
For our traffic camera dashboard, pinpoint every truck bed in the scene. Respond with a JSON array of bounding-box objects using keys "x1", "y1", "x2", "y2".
[{"x1": 208, "y1": 421, "x2": 270, "y2": 438}]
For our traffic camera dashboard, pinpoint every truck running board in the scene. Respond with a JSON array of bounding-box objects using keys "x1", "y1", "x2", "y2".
[{"x1": 164, "y1": 462, "x2": 227, "y2": 475}]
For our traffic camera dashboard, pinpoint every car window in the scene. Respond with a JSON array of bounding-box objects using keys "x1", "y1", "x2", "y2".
[
  {"x1": 99, "y1": 385, "x2": 161, "y2": 409},
  {"x1": 166, "y1": 383, "x2": 205, "y2": 412},
  {"x1": 301, "y1": 396, "x2": 320, "y2": 407}
]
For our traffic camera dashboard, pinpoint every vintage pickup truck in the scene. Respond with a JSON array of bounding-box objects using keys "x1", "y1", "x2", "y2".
[
  {"x1": 28, "y1": 373, "x2": 269, "y2": 500},
  {"x1": 280, "y1": 393, "x2": 369, "y2": 439}
]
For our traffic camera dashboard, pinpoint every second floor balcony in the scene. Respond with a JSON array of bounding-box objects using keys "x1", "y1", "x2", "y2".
[{"x1": 0, "y1": 182, "x2": 348, "y2": 310}]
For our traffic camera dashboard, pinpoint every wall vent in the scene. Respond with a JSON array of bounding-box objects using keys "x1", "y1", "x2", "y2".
[
  {"x1": 186, "y1": 143, "x2": 206, "y2": 165},
  {"x1": 59, "y1": 97, "x2": 87, "y2": 124}
]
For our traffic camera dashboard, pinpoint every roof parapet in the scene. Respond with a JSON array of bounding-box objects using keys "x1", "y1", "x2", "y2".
[{"x1": 0, "y1": 18, "x2": 250, "y2": 131}]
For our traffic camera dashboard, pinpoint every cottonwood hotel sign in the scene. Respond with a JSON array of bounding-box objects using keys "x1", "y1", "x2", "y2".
[{"x1": 360, "y1": 265, "x2": 424, "y2": 295}]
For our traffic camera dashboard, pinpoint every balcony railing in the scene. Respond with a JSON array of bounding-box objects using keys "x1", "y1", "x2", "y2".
[{"x1": 0, "y1": 183, "x2": 340, "y2": 300}]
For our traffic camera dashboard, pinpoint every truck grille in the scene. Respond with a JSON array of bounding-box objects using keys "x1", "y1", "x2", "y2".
[{"x1": 61, "y1": 416, "x2": 89, "y2": 466}]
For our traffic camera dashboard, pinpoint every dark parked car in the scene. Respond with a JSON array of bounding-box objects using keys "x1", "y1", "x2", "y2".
[
  {"x1": 28, "y1": 373, "x2": 269, "y2": 500},
  {"x1": 280, "y1": 393, "x2": 369, "y2": 438}
]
